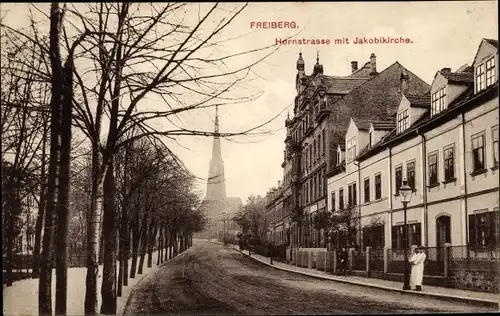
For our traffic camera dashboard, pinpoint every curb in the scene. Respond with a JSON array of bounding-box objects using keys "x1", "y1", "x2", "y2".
[{"x1": 232, "y1": 247, "x2": 499, "y2": 309}]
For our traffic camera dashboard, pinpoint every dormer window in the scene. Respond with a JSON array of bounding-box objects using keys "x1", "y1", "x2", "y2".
[
  {"x1": 347, "y1": 137, "x2": 356, "y2": 162},
  {"x1": 431, "y1": 87, "x2": 446, "y2": 116},
  {"x1": 336, "y1": 148, "x2": 341, "y2": 165},
  {"x1": 369, "y1": 131, "x2": 373, "y2": 147},
  {"x1": 397, "y1": 109, "x2": 409, "y2": 133},
  {"x1": 486, "y1": 57, "x2": 496, "y2": 87},
  {"x1": 476, "y1": 63, "x2": 485, "y2": 93}
]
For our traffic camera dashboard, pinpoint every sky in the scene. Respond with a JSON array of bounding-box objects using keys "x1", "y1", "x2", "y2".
[{"x1": 1, "y1": 2, "x2": 498, "y2": 204}]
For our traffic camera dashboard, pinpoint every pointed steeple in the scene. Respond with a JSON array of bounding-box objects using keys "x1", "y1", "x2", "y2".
[
  {"x1": 314, "y1": 50, "x2": 324, "y2": 75},
  {"x1": 206, "y1": 105, "x2": 226, "y2": 201}
]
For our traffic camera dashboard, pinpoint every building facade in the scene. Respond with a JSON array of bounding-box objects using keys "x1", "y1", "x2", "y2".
[{"x1": 326, "y1": 38, "x2": 499, "y2": 250}]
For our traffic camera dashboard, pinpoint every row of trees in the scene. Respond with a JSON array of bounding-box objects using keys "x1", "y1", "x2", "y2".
[{"x1": 2, "y1": 2, "x2": 277, "y2": 315}]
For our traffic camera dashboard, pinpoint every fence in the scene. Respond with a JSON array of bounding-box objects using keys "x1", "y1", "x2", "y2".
[
  {"x1": 447, "y1": 245, "x2": 499, "y2": 293},
  {"x1": 369, "y1": 247, "x2": 384, "y2": 278},
  {"x1": 245, "y1": 244, "x2": 499, "y2": 293},
  {"x1": 351, "y1": 248, "x2": 366, "y2": 271}
]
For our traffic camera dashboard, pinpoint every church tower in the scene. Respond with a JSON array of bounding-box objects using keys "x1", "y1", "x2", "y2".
[{"x1": 206, "y1": 105, "x2": 227, "y2": 201}]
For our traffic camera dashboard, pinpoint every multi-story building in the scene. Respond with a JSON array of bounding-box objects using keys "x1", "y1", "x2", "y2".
[
  {"x1": 265, "y1": 182, "x2": 285, "y2": 244},
  {"x1": 327, "y1": 38, "x2": 499, "y2": 250},
  {"x1": 265, "y1": 51, "x2": 429, "y2": 249}
]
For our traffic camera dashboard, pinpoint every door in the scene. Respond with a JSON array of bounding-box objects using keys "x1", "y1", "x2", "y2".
[{"x1": 436, "y1": 215, "x2": 451, "y2": 265}]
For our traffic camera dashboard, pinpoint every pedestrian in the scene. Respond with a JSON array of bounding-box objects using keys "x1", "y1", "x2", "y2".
[
  {"x1": 410, "y1": 247, "x2": 426, "y2": 291},
  {"x1": 338, "y1": 247, "x2": 348, "y2": 276}
]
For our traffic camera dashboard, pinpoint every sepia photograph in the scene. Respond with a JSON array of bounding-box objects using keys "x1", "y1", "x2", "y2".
[{"x1": 1, "y1": 1, "x2": 499, "y2": 315}]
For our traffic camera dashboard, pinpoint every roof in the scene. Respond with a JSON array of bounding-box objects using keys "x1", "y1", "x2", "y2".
[
  {"x1": 321, "y1": 76, "x2": 369, "y2": 94},
  {"x1": 484, "y1": 38, "x2": 499, "y2": 48},
  {"x1": 356, "y1": 84, "x2": 494, "y2": 162},
  {"x1": 352, "y1": 117, "x2": 373, "y2": 131},
  {"x1": 405, "y1": 93, "x2": 431, "y2": 109},
  {"x1": 371, "y1": 120, "x2": 397, "y2": 130},
  {"x1": 441, "y1": 71, "x2": 474, "y2": 84}
]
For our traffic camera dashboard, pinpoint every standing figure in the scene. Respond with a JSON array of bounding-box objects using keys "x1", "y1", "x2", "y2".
[
  {"x1": 410, "y1": 247, "x2": 426, "y2": 291},
  {"x1": 338, "y1": 247, "x2": 349, "y2": 276}
]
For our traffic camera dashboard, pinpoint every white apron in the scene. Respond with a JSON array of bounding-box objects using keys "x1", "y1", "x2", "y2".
[{"x1": 409, "y1": 252, "x2": 426, "y2": 287}]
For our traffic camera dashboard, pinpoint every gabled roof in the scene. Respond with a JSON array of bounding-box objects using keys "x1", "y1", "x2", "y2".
[
  {"x1": 472, "y1": 38, "x2": 498, "y2": 67},
  {"x1": 484, "y1": 38, "x2": 499, "y2": 48},
  {"x1": 405, "y1": 93, "x2": 431, "y2": 109}
]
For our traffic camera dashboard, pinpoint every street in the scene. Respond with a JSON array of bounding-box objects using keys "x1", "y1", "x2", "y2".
[{"x1": 124, "y1": 241, "x2": 495, "y2": 315}]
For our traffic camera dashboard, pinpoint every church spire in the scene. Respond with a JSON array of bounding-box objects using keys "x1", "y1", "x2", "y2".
[{"x1": 206, "y1": 105, "x2": 226, "y2": 201}]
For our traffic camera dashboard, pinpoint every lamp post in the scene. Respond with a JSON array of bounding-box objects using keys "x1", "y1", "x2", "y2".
[
  {"x1": 399, "y1": 179, "x2": 413, "y2": 291},
  {"x1": 221, "y1": 212, "x2": 227, "y2": 246}
]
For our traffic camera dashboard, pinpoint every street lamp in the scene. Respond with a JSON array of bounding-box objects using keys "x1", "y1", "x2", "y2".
[
  {"x1": 221, "y1": 212, "x2": 227, "y2": 246},
  {"x1": 399, "y1": 179, "x2": 413, "y2": 291}
]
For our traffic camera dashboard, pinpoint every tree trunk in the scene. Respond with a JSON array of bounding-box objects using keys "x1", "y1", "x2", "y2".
[
  {"x1": 32, "y1": 117, "x2": 48, "y2": 279},
  {"x1": 164, "y1": 228, "x2": 170, "y2": 261},
  {"x1": 169, "y1": 231, "x2": 173, "y2": 259},
  {"x1": 157, "y1": 227, "x2": 163, "y2": 265},
  {"x1": 129, "y1": 221, "x2": 140, "y2": 278},
  {"x1": 100, "y1": 164, "x2": 118, "y2": 314},
  {"x1": 146, "y1": 221, "x2": 157, "y2": 268},
  {"x1": 84, "y1": 147, "x2": 103, "y2": 316},
  {"x1": 137, "y1": 209, "x2": 149, "y2": 274},
  {"x1": 39, "y1": 3, "x2": 63, "y2": 313},
  {"x1": 5, "y1": 199, "x2": 14, "y2": 287},
  {"x1": 123, "y1": 223, "x2": 129, "y2": 285},
  {"x1": 55, "y1": 57, "x2": 73, "y2": 315}
]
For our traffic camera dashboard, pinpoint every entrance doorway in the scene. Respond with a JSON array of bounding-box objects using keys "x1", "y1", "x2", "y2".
[
  {"x1": 436, "y1": 215, "x2": 451, "y2": 264},
  {"x1": 436, "y1": 215, "x2": 451, "y2": 247}
]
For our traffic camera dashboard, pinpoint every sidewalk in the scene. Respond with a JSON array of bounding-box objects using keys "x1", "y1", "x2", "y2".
[{"x1": 233, "y1": 246, "x2": 499, "y2": 309}]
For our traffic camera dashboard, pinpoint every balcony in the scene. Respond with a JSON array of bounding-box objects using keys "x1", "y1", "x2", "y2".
[
  {"x1": 291, "y1": 141, "x2": 302, "y2": 152},
  {"x1": 315, "y1": 103, "x2": 330, "y2": 122}
]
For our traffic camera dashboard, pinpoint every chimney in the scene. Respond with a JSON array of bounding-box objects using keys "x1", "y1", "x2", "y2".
[
  {"x1": 440, "y1": 67, "x2": 451, "y2": 74},
  {"x1": 400, "y1": 70, "x2": 409, "y2": 95},
  {"x1": 351, "y1": 61, "x2": 358, "y2": 73},
  {"x1": 370, "y1": 53, "x2": 377, "y2": 76}
]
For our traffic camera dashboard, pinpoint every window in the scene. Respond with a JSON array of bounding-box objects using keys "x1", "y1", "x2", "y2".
[
  {"x1": 476, "y1": 63, "x2": 485, "y2": 93},
  {"x1": 395, "y1": 165, "x2": 403, "y2": 195},
  {"x1": 375, "y1": 173, "x2": 382, "y2": 200},
  {"x1": 322, "y1": 129, "x2": 326, "y2": 156},
  {"x1": 444, "y1": 145, "x2": 455, "y2": 181},
  {"x1": 348, "y1": 182, "x2": 357, "y2": 207},
  {"x1": 492, "y1": 126, "x2": 499, "y2": 167},
  {"x1": 313, "y1": 140, "x2": 316, "y2": 162},
  {"x1": 364, "y1": 177, "x2": 370, "y2": 203},
  {"x1": 486, "y1": 57, "x2": 496, "y2": 87},
  {"x1": 369, "y1": 131, "x2": 373, "y2": 147},
  {"x1": 363, "y1": 225, "x2": 385, "y2": 248},
  {"x1": 431, "y1": 87, "x2": 446, "y2": 116},
  {"x1": 468, "y1": 210, "x2": 500, "y2": 247},
  {"x1": 407, "y1": 161, "x2": 416, "y2": 190},
  {"x1": 336, "y1": 149, "x2": 341, "y2": 165},
  {"x1": 391, "y1": 223, "x2": 422, "y2": 249},
  {"x1": 471, "y1": 132, "x2": 485, "y2": 172},
  {"x1": 397, "y1": 109, "x2": 409, "y2": 133},
  {"x1": 428, "y1": 151, "x2": 438, "y2": 186},
  {"x1": 347, "y1": 137, "x2": 356, "y2": 162},
  {"x1": 339, "y1": 188, "x2": 344, "y2": 210},
  {"x1": 331, "y1": 191, "x2": 336, "y2": 212},
  {"x1": 318, "y1": 134, "x2": 322, "y2": 157}
]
